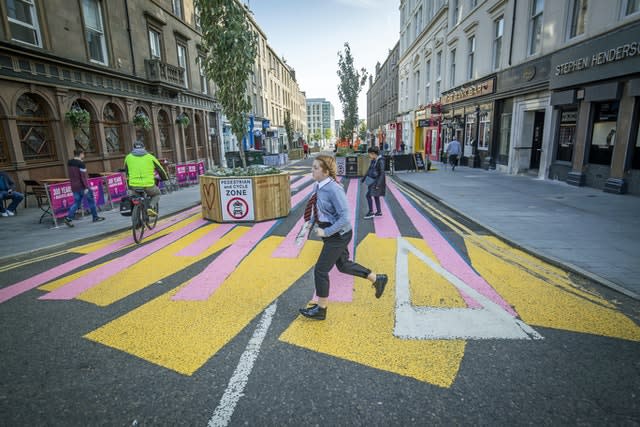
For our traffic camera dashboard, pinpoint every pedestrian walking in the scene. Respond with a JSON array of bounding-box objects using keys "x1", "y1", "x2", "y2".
[
  {"x1": 0, "y1": 171, "x2": 24, "y2": 216},
  {"x1": 362, "y1": 146, "x2": 386, "y2": 219},
  {"x1": 445, "y1": 137, "x2": 462, "y2": 171},
  {"x1": 303, "y1": 142, "x2": 309, "y2": 159},
  {"x1": 63, "y1": 149, "x2": 105, "y2": 227},
  {"x1": 298, "y1": 154, "x2": 388, "y2": 321}
]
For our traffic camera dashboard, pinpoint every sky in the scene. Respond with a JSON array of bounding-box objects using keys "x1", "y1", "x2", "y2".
[{"x1": 247, "y1": 0, "x2": 400, "y2": 121}]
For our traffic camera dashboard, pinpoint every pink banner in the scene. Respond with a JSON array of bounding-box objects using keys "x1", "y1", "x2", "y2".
[
  {"x1": 176, "y1": 164, "x2": 188, "y2": 185},
  {"x1": 197, "y1": 161, "x2": 205, "y2": 175},
  {"x1": 105, "y1": 173, "x2": 128, "y2": 203},
  {"x1": 187, "y1": 163, "x2": 198, "y2": 183},
  {"x1": 47, "y1": 182, "x2": 75, "y2": 219},
  {"x1": 82, "y1": 177, "x2": 106, "y2": 210}
]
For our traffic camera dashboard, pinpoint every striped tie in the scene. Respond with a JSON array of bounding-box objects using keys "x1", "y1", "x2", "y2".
[{"x1": 303, "y1": 192, "x2": 317, "y2": 222}]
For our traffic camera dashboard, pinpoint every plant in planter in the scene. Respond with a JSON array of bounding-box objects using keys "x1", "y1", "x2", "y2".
[
  {"x1": 176, "y1": 113, "x2": 190, "y2": 127},
  {"x1": 65, "y1": 106, "x2": 90, "y2": 129},
  {"x1": 132, "y1": 112, "x2": 152, "y2": 131}
]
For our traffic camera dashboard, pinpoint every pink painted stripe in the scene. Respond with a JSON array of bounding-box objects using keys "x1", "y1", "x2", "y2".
[
  {"x1": 291, "y1": 174, "x2": 312, "y2": 190},
  {"x1": 40, "y1": 218, "x2": 207, "y2": 300},
  {"x1": 373, "y1": 196, "x2": 401, "y2": 239},
  {"x1": 172, "y1": 220, "x2": 276, "y2": 301},
  {"x1": 387, "y1": 181, "x2": 516, "y2": 316},
  {"x1": 0, "y1": 207, "x2": 201, "y2": 305},
  {"x1": 175, "y1": 223, "x2": 235, "y2": 257},
  {"x1": 290, "y1": 181, "x2": 315, "y2": 207}
]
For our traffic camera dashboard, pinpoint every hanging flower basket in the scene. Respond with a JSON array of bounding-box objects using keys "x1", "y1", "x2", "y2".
[
  {"x1": 176, "y1": 114, "x2": 190, "y2": 127},
  {"x1": 65, "y1": 107, "x2": 90, "y2": 129},
  {"x1": 132, "y1": 112, "x2": 152, "y2": 131}
]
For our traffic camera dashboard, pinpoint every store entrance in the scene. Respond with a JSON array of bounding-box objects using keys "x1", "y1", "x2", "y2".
[{"x1": 530, "y1": 111, "x2": 545, "y2": 170}]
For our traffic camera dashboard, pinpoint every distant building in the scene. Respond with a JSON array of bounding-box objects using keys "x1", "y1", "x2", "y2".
[
  {"x1": 367, "y1": 42, "x2": 400, "y2": 151},
  {"x1": 306, "y1": 98, "x2": 334, "y2": 147}
]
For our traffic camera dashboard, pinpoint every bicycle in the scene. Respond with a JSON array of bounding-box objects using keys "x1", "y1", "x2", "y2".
[{"x1": 130, "y1": 188, "x2": 159, "y2": 244}]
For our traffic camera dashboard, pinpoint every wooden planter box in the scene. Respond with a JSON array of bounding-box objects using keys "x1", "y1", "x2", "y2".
[{"x1": 200, "y1": 173, "x2": 291, "y2": 222}]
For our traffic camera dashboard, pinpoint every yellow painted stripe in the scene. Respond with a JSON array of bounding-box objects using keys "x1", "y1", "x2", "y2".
[
  {"x1": 84, "y1": 236, "x2": 322, "y2": 375},
  {"x1": 280, "y1": 235, "x2": 466, "y2": 388},
  {"x1": 465, "y1": 236, "x2": 640, "y2": 342}
]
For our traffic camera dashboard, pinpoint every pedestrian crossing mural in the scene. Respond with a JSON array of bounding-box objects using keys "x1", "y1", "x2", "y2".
[{"x1": 1, "y1": 174, "x2": 639, "y2": 388}]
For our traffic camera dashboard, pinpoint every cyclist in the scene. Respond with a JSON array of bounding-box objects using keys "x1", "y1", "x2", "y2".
[{"x1": 124, "y1": 141, "x2": 168, "y2": 217}]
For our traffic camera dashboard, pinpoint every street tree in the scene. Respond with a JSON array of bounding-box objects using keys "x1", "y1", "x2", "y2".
[
  {"x1": 323, "y1": 128, "x2": 333, "y2": 144},
  {"x1": 283, "y1": 110, "x2": 293, "y2": 151},
  {"x1": 337, "y1": 42, "x2": 367, "y2": 145},
  {"x1": 196, "y1": 0, "x2": 257, "y2": 168}
]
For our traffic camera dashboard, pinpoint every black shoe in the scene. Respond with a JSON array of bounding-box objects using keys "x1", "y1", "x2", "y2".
[
  {"x1": 373, "y1": 274, "x2": 388, "y2": 299},
  {"x1": 63, "y1": 217, "x2": 74, "y2": 227},
  {"x1": 374, "y1": 212, "x2": 382, "y2": 217},
  {"x1": 363, "y1": 212, "x2": 374, "y2": 219},
  {"x1": 299, "y1": 304, "x2": 326, "y2": 320},
  {"x1": 93, "y1": 216, "x2": 105, "y2": 222}
]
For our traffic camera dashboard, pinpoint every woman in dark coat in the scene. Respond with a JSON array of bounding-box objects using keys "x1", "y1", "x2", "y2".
[{"x1": 361, "y1": 146, "x2": 386, "y2": 219}]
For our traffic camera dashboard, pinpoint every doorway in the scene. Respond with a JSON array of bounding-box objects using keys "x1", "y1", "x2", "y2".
[{"x1": 530, "y1": 111, "x2": 545, "y2": 170}]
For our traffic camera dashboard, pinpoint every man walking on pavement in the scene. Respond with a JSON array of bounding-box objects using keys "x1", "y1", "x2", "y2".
[
  {"x1": 445, "y1": 136, "x2": 462, "y2": 171},
  {"x1": 63, "y1": 149, "x2": 105, "y2": 227}
]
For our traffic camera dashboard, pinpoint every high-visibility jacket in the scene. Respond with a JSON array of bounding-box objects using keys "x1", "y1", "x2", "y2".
[{"x1": 124, "y1": 152, "x2": 168, "y2": 187}]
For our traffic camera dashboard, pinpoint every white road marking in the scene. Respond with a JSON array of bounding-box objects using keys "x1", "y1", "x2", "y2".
[
  {"x1": 208, "y1": 302, "x2": 277, "y2": 427},
  {"x1": 394, "y1": 238, "x2": 542, "y2": 340}
]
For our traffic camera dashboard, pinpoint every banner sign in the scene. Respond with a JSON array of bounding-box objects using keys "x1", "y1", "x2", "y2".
[
  {"x1": 47, "y1": 182, "x2": 75, "y2": 219},
  {"x1": 187, "y1": 163, "x2": 198, "y2": 184},
  {"x1": 82, "y1": 177, "x2": 106, "y2": 211},
  {"x1": 176, "y1": 164, "x2": 188, "y2": 185},
  {"x1": 105, "y1": 173, "x2": 128, "y2": 203},
  {"x1": 197, "y1": 161, "x2": 205, "y2": 175},
  {"x1": 414, "y1": 152, "x2": 426, "y2": 170},
  {"x1": 219, "y1": 178, "x2": 254, "y2": 221}
]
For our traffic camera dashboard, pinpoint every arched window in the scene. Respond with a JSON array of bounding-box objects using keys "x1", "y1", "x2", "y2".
[
  {"x1": 134, "y1": 107, "x2": 151, "y2": 146},
  {"x1": 72, "y1": 100, "x2": 99, "y2": 155},
  {"x1": 103, "y1": 103, "x2": 124, "y2": 154},
  {"x1": 195, "y1": 113, "x2": 206, "y2": 160},
  {"x1": 0, "y1": 118, "x2": 10, "y2": 167},
  {"x1": 183, "y1": 112, "x2": 195, "y2": 160},
  {"x1": 16, "y1": 93, "x2": 57, "y2": 163},
  {"x1": 158, "y1": 110, "x2": 174, "y2": 162}
]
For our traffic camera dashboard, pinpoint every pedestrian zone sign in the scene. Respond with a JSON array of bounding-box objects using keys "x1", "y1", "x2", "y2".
[{"x1": 220, "y1": 178, "x2": 254, "y2": 221}]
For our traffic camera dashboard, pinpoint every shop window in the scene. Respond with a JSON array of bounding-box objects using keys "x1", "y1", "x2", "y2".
[
  {"x1": 103, "y1": 103, "x2": 123, "y2": 154},
  {"x1": 588, "y1": 101, "x2": 618, "y2": 166},
  {"x1": 0, "y1": 120, "x2": 10, "y2": 166},
  {"x1": 478, "y1": 111, "x2": 490, "y2": 150},
  {"x1": 158, "y1": 110, "x2": 174, "y2": 162},
  {"x1": 16, "y1": 93, "x2": 57, "y2": 163},
  {"x1": 465, "y1": 112, "x2": 476, "y2": 155},
  {"x1": 632, "y1": 118, "x2": 640, "y2": 169},
  {"x1": 498, "y1": 113, "x2": 512, "y2": 164},
  {"x1": 72, "y1": 100, "x2": 99, "y2": 156},
  {"x1": 556, "y1": 108, "x2": 577, "y2": 162}
]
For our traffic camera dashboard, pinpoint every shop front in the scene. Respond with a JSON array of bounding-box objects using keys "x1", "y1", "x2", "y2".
[{"x1": 549, "y1": 20, "x2": 640, "y2": 194}]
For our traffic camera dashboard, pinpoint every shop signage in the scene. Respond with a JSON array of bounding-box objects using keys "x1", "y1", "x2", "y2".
[
  {"x1": 417, "y1": 119, "x2": 429, "y2": 127},
  {"x1": 441, "y1": 78, "x2": 495, "y2": 105},
  {"x1": 220, "y1": 178, "x2": 254, "y2": 221}
]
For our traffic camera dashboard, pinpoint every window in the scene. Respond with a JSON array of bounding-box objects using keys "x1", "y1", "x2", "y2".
[
  {"x1": 452, "y1": 0, "x2": 460, "y2": 25},
  {"x1": 529, "y1": 0, "x2": 544, "y2": 55},
  {"x1": 6, "y1": 0, "x2": 42, "y2": 46},
  {"x1": 72, "y1": 101, "x2": 99, "y2": 155},
  {"x1": 467, "y1": 36, "x2": 475, "y2": 79},
  {"x1": 172, "y1": 0, "x2": 183, "y2": 20},
  {"x1": 199, "y1": 57, "x2": 208, "y2": 95},
  {"x1": 103, "y1": 103, "x2": 123, "y2": 154},
  {"x1": 624, "y1": 0, "x2": 640, "y2": 15},
  {"x1": 157, "y1": 110, "x2": 174, "y2": 161},
  {"x1": 498, "y1": 113, "x2": 512, "y2": 164},
  {"x1": 588, "y1": 102, "x2": 618, "y2": 165},
  {"x1": 478, "y1": 111, "x2": 490, "y2": 150},
  {"x1": 149, "y1": 29, "x2": 162, "y2": 59},
  {"x1": 556, "y1": 108, "x2": 577, "y2": 162},
  {"x1": 436, "y1": 51, "x2": 442, "y2": 98},
  {"x1": 414, "y1": 70, "x2": 420, "y2": 106},
  {"x1": 493, "y1": 16, "x2": 504, "y2": 70},
  {"x1": 450, "y1": 49, "x2": 456, "y2": 87},
  {"x1": 568, "y1": 0, "x2": 587, "y2": 38},
  {"x1": 16, "y1": 93, "x2": 57, "y2": 162},
  {"x1": 0, "y1": 119, "x2": 10, "y2": 166},
  {"x1": 425, "y1": 59, "x2": 431, "y2": 103},
  {"x1": 632, "y1": 113, "x2": 640, "y2": 169},
  {"x1": 177, "y1": 43, "x2": 188, "y2": 88},
  {"x1": 82, "y1": 0, "x2": 108, "y2": 65},
  {"x1": 471, "y1": 0, "x2": 478, "y2": 7}
]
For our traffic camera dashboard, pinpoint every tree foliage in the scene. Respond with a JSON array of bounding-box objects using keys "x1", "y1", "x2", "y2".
[
  {"x1": 283, "y1": 110, "x2": 293, "y2": 150},
  {"x1": 323, "y1": 128, "x2": 332, "y2": 142},
  {"x1": 337, "y1": 43, "x2": 367, "y2": 143},
  {"x1": 196, "y1": 0, "x2": 257, "y2": 167}
]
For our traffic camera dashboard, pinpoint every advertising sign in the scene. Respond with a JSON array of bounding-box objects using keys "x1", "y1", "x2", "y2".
[
  {"x1": 105, "y1": 173, "x2": 128, "y2": 203},
  {"x1": 47, "y1": 182, "x2": 75, "y2": 219},
  {"x1": 336, "y1": 157, "x2": 346, "y2": 176},
  {"x1": 187, "y1": 163, "x2": 198, "y2": 184},
  {"x1": 219, "y1": 178, "x2": 254, "y2": 221},
  {"x1": 413, "y1": 152, "x2": 426, "y2": 170},
  {"x1": 197, "y1": 161, "x2": 205, "y2": 175},
  {"x1": 82, "y1": 177, "x2": 106, "y2": 211},
  {"x1": 176, "y1": 164, "x2": 188, "y2": 185}
]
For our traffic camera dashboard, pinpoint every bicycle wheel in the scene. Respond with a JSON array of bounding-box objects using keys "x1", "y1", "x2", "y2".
[
  {"x1": 131, "y1": 204, "x2": 145, "y2": 244},
  {"x1": 146, "y1": 202, "x2": 159, "y2": 230}
]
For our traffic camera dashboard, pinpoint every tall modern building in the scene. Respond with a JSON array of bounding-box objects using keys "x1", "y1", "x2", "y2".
[{"x1": 306, "y1": 98, "x2": 334, "y2": 147}]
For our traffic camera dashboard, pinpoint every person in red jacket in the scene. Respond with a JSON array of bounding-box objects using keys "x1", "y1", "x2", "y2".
[
  {"x1": 303, "y1": 142, "x2": 309, "y2": 159},
  {"x1": 63, "y1": 149, "x2": 105, "y2": 227}
]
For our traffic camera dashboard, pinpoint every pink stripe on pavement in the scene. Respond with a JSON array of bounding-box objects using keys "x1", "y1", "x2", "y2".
[
  {"x1": 291, "y1": 174, "x2": 312, "y2": 190},
  {"x1": 175, "y1": 223, "x2": 235, "y2": 257},
  {"x1": 373, "y1": 196, "x2": 401, "y2": 239},
  {"x1": 40, "y1": 218, "x2": 207, "y2": 300},
  {"x1": 172, "y1": 220, "x2": 276, "y2": 301},
  {"x1": 0, "y1": 207, "x2": 201, "y2": 305},
  {"x1": 387, "y1": 181, "x2": 516, "y2": 316},
  {"x1": 290, "y1": 182, "x2": 315, "y2": 207}
]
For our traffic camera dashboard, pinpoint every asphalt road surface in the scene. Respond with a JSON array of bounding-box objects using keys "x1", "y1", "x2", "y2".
[{"x1": 1, "y1": 161, "x2": 638, "y2": 426}]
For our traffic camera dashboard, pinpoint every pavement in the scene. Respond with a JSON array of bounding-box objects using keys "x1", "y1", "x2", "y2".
[
  {"x1": 1, "y1": 160, "x2": 638, "y2": 301},
  {"x1": 393, "y1": 163, "x2": 640, "y2": 300}
]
